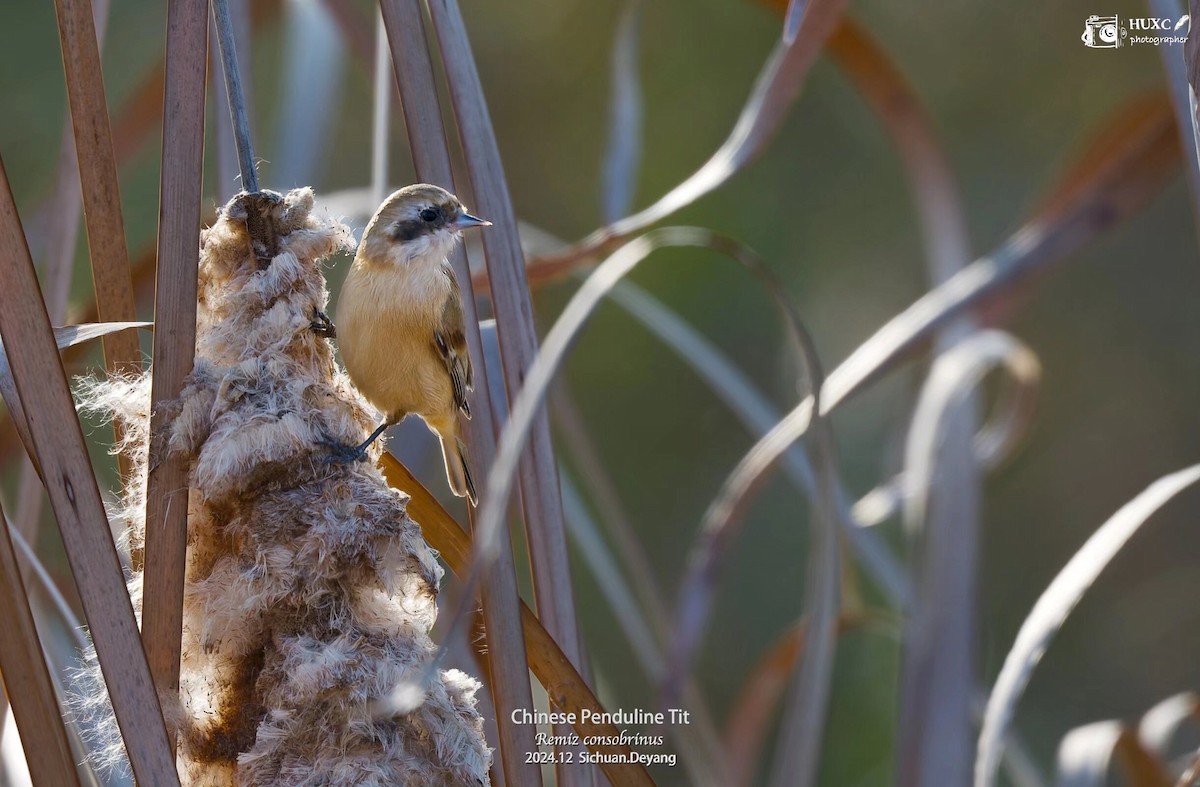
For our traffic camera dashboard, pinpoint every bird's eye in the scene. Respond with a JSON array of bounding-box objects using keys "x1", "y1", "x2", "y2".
[{"x1": 419, "y1": 207, "x2": 439, "y2": 222}]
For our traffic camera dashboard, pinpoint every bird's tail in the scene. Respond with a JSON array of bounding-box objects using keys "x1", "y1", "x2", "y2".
[{"x1": 441, "y1": 434, "x2": 477, "y2": 506}]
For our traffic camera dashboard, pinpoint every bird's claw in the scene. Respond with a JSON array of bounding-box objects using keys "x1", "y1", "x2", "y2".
[
  {"x1": 319, "y1": 438, "x2": 369, "y2": 464},
  {"x1": 310, "y1": 310, "x2": 336, "y2": 338}
]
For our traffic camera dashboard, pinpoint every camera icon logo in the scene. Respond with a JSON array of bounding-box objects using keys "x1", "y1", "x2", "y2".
[{"x1": 1082, "y1": 14, "x2": 1126, "y2": 48}]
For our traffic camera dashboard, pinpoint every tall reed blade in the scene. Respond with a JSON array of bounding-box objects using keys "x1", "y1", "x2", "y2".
[
  {"x1": 16, "y1": 0, "x2": 114, "y2": 542},
  {"x1": 0, "y1": 499, "x2": 80, "y2": 787},
  {"x1": 50, "y1": 0, "x2": 140, "y2": 382},
  {"x1": 0, "y1": 156, "x2": 178, "y2": 785},
  {"x1": 377, "y1": 1, "x2": 542, "y2": 783},
  {"x1": 141, "y1": 0, "x2": 207, "y2": 753},
  {"x1": 422, "y1": 10, "x2": 589, "y2": 785}
]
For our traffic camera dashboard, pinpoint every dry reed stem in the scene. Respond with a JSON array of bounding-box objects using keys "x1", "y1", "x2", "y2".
[
  {"x1": 421, "y1": 15, "x2": 588, "y2": 787},
  {"x1": 377, "y1": 1, "x2": 543, "y2": 783},
  {"x1": 51, "y1": 0, "x2": 140, "y2": 384},
  {"x1": 0, "y1": 156, "x2": 178, "y2": 786},
  {"x1": 0, "y1": 498, "x2": 80, "y2": 787},
  {"x1": 379, "y1": 453, "x2": 656, "y2": 787},
  {"x1": 141, "y1": 0, "x2": 208, "y2": 752},
  {"x1": 15, "y1": 0, "x2": 113, "y2": 542},
  {"x1": 0, "y1": 238, "x2": 181, "y2": 474},
  {"x1": 51, "y1": 0, "x2": 139, "y2": 509}
]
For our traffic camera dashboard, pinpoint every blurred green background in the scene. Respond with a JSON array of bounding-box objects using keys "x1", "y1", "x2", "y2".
[{"x1": 3, "y1": 0, "x2": 1200, "y2": 784}]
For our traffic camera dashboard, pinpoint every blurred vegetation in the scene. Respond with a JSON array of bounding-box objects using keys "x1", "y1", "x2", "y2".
[{"x1": 3, "y1": 0, "x2": 1200, "y2": 784}]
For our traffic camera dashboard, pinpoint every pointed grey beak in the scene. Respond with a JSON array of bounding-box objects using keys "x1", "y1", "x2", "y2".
[{"x1": 452, "y1": 213, "x2": 492, "y2": 230}]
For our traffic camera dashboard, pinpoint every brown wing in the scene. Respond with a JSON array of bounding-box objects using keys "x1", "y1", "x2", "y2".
[{"x1": 434, "y1": 268, "x2": 473, "y2": 419}]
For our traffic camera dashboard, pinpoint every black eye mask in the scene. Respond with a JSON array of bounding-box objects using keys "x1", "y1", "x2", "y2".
[{"x1": 390, "y1": 203, "x2": 454, "y2": 242}]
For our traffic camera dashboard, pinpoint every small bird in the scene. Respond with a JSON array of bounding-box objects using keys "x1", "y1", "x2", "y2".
[{"x1": 334, "y1": 184, "x2": 490, "y2": 504}]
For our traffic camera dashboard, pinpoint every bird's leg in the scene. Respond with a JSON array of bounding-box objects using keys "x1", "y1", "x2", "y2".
[{"x1": 321, "y1": 421, "x2": 391, "y2": 464}]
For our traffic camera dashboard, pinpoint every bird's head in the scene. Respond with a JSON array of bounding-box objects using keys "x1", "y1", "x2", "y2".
[{"x1": 358, "y1": 184, "x2": 491, "y2": 266}]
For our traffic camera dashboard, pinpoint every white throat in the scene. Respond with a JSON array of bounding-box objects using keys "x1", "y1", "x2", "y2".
[{"x1": 391, "y1": 229, "x2": 460, "y2": 267}]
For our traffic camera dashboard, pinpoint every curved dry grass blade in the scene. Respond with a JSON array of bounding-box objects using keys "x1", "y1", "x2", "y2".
[
  {"x1": 552, "y1": 377, "x2": 738, "y2": 780},
  {"x1": 975, "y1": 465, "x2": 1200, "y2": 787},
  {"x1": 0, "y1": 157, "x2": 178, "y2": 785},
  {"x1": 606, "y1": 279, "x2": 911, "y2": 605},
  {"x1": 0, "y1": 500, "x2": 80, "y2": 787},
  {"x1": 0, "y1": 322, "x2": 152, "y2": 478},
  {"x1": 850, "y1": 331, "x2": 1039, "y2": 531},
  {"x1": 506, "y1": 0, "x2": 847, "y2": 289},
  {"x1": 377, "y1": 452, "x2": 655, "y2": 787},
  {"x1": 1140, "y1": 693, "x2": 1200, "y2": 755},
  {"x1": 898, "y1": 331, "x2": 1040, "y2": 787},
  {"x1": 602, "y1": 0, "x2": 644, "y2": 223},
  {"x1": 141, "y1": 0, "x2": 207, "y2": 756},
  {"x1": 901, "y1": 331, "x2": 1040, "y2": 538},
  {"x1": 455, "y1": 226, "x2": 818, "y2": 786},
  {"x1": 423, "y1": 8, "x2": 589, "y2": 785},
  {"x1": 377, "y1": 1, "x2": 542, "y2": 781},
  {"x1": 654, "y1": 247, "x2": 836, "y2": 787},
  {"x1": 719, "y1": 91, "x2": 1180, "y2": 530},
  {"x1": 702, "y1": 330, "x2": 836, "y2": 787},
  {"x1": 817, "y1": 27, "x2": 985, "y2": 781},
  {"x1": 51, "y1": 0, "x2": 140, "y2": 384},
  {"x1": 559, "y1": 471, "x2": 725, "y2": 787},
  {"x1": 1055, "y1": 721, "x2": 1171, "y2": 787}
]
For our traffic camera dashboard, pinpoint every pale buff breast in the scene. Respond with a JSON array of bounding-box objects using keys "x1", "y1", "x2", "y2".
[{"x1": 337, "y1": 259, "x2": 456, "y2": 421}]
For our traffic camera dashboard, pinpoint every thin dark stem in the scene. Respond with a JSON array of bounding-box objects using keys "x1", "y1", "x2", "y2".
[{"x1": 212, "y1": 0, "x2": 257, "y2": 192}]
